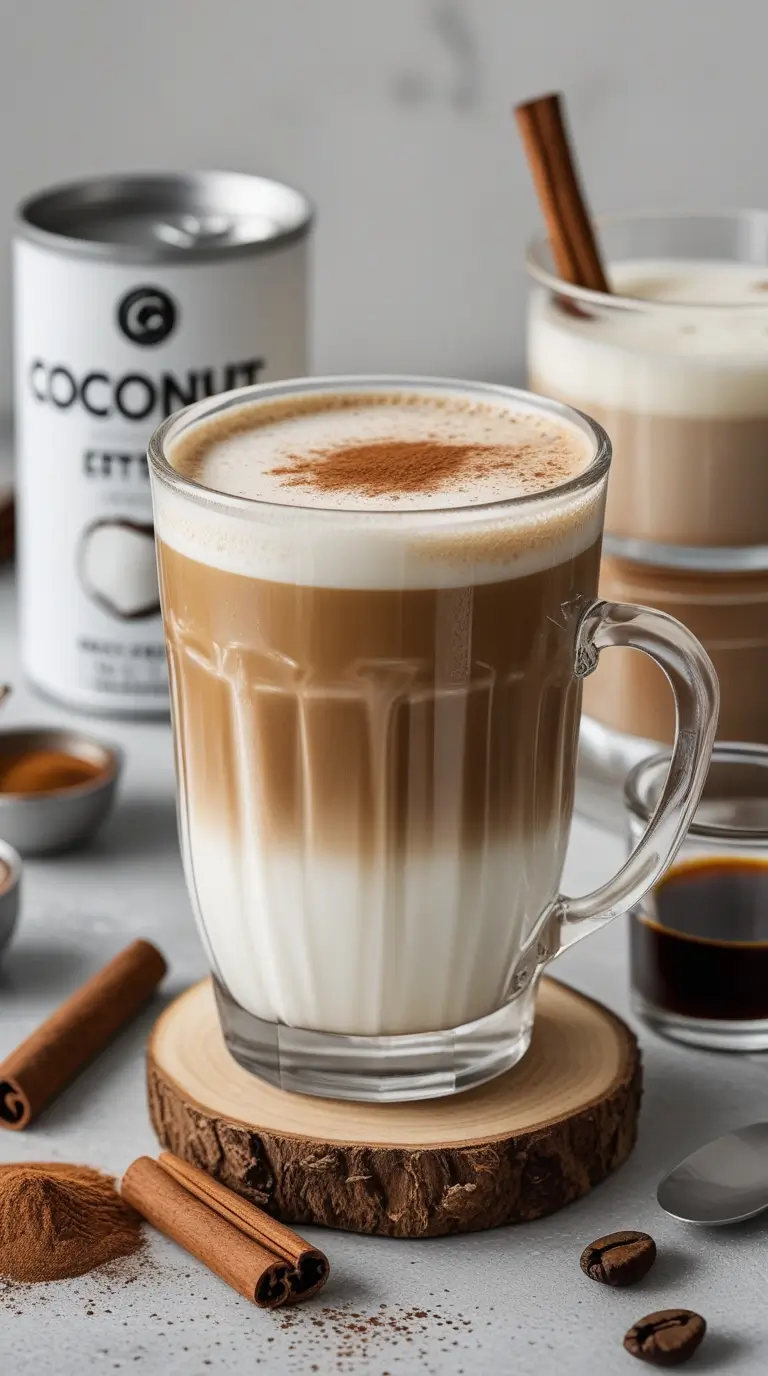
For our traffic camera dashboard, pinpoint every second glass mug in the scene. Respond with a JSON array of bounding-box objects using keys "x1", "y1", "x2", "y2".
[{"x1": 148, "y1": 376, "x2": 719, "y2": 1102}]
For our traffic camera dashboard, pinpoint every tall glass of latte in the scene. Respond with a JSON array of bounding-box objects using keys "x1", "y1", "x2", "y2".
[
  {"x1": 527, "y1": 211, "x2": 768, "y2": 797},
  {"x1": 149, "y1": 377, "x2": 718, "y2": 1100}
]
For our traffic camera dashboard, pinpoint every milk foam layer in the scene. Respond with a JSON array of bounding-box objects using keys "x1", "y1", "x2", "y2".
[
  {"x1": 156, "y1": 388, "x2": 603, "y2": 589},
  {"x1": 170, "y1": 390, "x2": 593, "y2": 509},
  {"x1": 529, "y1": 259, "x2": 768, "y2": 417}
]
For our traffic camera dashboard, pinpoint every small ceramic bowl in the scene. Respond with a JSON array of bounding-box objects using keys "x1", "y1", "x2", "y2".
[
  {"x1": 0, "y1": 838, "x2": 22, "y2": 963},
  {"x1": 0, "y1": 728, "x2": 123, "y2": 856}
]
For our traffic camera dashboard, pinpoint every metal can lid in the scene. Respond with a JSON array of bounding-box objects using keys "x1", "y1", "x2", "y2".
[{"x1": 16, "y1": 171, "x2": 313, "y2": 262}]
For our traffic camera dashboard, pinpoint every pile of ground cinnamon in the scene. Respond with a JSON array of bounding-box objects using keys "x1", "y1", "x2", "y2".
[
  {"x1": 270, "y1": 439, "x2": 541, "y2": 498},
  {"x1": 0, "y1": 1163, "x2": 143, "y2": 1283}
]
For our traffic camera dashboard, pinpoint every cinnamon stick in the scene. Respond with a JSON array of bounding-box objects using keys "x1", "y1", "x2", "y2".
[
  {"x1": 515, "y1": 91, "x2": 610, "y2": 293},
  {"x1": 122, "y1": 1156, "x2": 327, "y2": 1308},
  {"x1": 158, "y1": 1153, "x2": 329, "y2": 1299},
  {"x1": 0, "y1": 939, "x2": 167, "y2": 1130}
]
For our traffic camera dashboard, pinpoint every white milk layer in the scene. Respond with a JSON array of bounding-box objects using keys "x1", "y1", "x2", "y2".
[
  {"x1": 184, "y1": 826, "x2": 564, "y2": 1035},
  {"x1": 529, "y1": 259, "x2": 768, "y2": 417},
  {"x1": 154, "y1": 386, "x2": 604, "y2": 589}
]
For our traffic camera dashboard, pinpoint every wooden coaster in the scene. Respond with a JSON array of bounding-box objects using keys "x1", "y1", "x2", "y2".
[{"x1": 147, "y1": 977, "x2": 641, "y2": 1238}]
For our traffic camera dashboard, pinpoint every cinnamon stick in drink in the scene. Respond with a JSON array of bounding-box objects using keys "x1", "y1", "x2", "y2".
[
  {"x1": 122, "y1": 1156, "x2": 328, "y2": 1308},
  {"x1": 0, "y1": 939, "x2": 167, "y2": 1130},
  {"x1": 158, "y1": 1153, "x2": 329, "y2": 1299},
  {"x1": 514, "y1": 91, "x2": 610, "y2": 293}
]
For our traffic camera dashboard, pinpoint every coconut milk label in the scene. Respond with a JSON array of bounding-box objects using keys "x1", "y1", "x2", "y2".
[{"x1": 14, "y1": 238, "x2": 308, "y2": 713}]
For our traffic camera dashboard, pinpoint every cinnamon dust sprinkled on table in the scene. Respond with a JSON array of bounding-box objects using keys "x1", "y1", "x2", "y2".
[{"x1": 277, "y1": 1300, "x2": 477, "y2": 1370}]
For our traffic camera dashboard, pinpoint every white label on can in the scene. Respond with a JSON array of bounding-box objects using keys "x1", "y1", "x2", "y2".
[{"x1": 14, "y1": 238, "x2": 307, "y2": 714}]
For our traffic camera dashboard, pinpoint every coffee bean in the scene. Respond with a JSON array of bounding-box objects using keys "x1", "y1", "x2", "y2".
[
  {"x1": 579, "y1": 1230, "x2": 657, "y2": 1286},
  {"x1": 624, "y1": 1309, "x2": 706, "y2": 1367}
]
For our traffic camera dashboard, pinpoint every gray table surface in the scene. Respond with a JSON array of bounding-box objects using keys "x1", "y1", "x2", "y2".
[{"x1": 0, "y1": 567, "x2": 764, "y2": 1376}]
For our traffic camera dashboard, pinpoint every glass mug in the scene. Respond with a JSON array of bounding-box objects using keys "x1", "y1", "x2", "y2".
[
  {"x1": 527, "y1": 210, "x2": 768, "y2": 562},
  {"x1": 148, "y1": 377, "x2": 718, "y2": 1101}
]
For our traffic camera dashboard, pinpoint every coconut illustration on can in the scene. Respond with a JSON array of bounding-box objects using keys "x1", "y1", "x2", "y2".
[{"x1": 78, "y1": 518, "x2": 161, "y2": 621}]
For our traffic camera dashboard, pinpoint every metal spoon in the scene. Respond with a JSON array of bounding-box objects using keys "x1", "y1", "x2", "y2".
[{"x1": 657, "y1": 1121, "x2": 768, "y2": 1225}]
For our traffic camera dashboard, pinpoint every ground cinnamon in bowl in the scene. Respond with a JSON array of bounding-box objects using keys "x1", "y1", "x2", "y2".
[
  {"x1": 0, "y1": 748, "x2": 104, "y2": 795},
  {"x1": 0, "y1": 730, "x2": 121, "y2": 855},
  {"x1": 0, "y1": 1163, "x2": 144, "y2": 1283}
]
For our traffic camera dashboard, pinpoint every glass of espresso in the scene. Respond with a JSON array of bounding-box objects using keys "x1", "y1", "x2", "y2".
[
  {"x1": 148, "y1": 377, "x2": 718, "y2": 1101},
  {"x1": 626, "y1": 744, "x2": 768, "y2": 1050}
]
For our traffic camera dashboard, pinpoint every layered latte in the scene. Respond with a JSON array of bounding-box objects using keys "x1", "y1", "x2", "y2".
[
  {"x1": 530, "y1": 258, "x2": 768, "y2": 752},
  {"x1": 529, "y1": 259, "x2": 768, "y2": 550},
  {"x1": 154, "y1": 386, "x2": 604, "y2": 1036}
]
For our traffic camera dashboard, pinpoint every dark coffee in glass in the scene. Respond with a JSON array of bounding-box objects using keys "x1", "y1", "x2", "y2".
[{"x1": 626, "y1": 745, "x2": 768, "y2": 1050}]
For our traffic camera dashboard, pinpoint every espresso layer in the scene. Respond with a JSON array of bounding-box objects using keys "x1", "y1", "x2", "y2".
[
  {"x1": 160, "y1": 538, "x2": 600, "y2": 853},
  {"x1": 583, "y1": 555, "x2": 768, "y2": 744},
  {"x1": 159, "y1": 536, "x2": 601, "y2": 1032},
  {"x1": 529, "y1": 387, "x2": 768, "y2": 548}
]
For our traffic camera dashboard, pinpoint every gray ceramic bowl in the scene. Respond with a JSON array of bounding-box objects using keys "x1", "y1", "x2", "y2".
[
  {"x1": 0, "y1": 838, "x2": 22, "y2": 962},
  {"x1": 0, "y1": 728, "x2": 123, "y2": 855}
]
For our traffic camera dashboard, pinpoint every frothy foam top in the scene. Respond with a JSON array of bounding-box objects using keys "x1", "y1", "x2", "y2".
[
  {"x1": 155, "y1": 388, "x2": 604, "y2": 589},
  {"x1": 530, "y1": 259, "x2": 768, "y2": 418},
  {"x1": 613, "y1": 260, "x2": 768, "y2": 306},
  {"x1": 168, "y1": 390, "x2": 593, "y2": 511}
]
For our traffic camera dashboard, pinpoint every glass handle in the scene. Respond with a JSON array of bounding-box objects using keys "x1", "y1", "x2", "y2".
[{"x1": 516, "y1": 599, "x2": 718, "y2": 982}]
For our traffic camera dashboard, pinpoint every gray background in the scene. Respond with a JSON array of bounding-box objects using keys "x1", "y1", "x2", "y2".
[{"x1": 2, "y1": 0, "x2": 767, "y2": 407}]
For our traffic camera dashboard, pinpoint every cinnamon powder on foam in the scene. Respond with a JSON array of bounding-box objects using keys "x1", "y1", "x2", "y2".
[{"x1": 269, "y1": 438, "x2": 573, "y2": 499}]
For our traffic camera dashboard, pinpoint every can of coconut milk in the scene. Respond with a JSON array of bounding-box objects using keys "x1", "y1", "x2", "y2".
[{"x1": 14, "y1": 172, "x2": 312, "y2": 715}]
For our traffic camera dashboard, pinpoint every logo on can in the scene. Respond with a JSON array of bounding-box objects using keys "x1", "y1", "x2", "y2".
[{"x1": 117, "y1": 286, "x2": 178, "y2": 346}]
